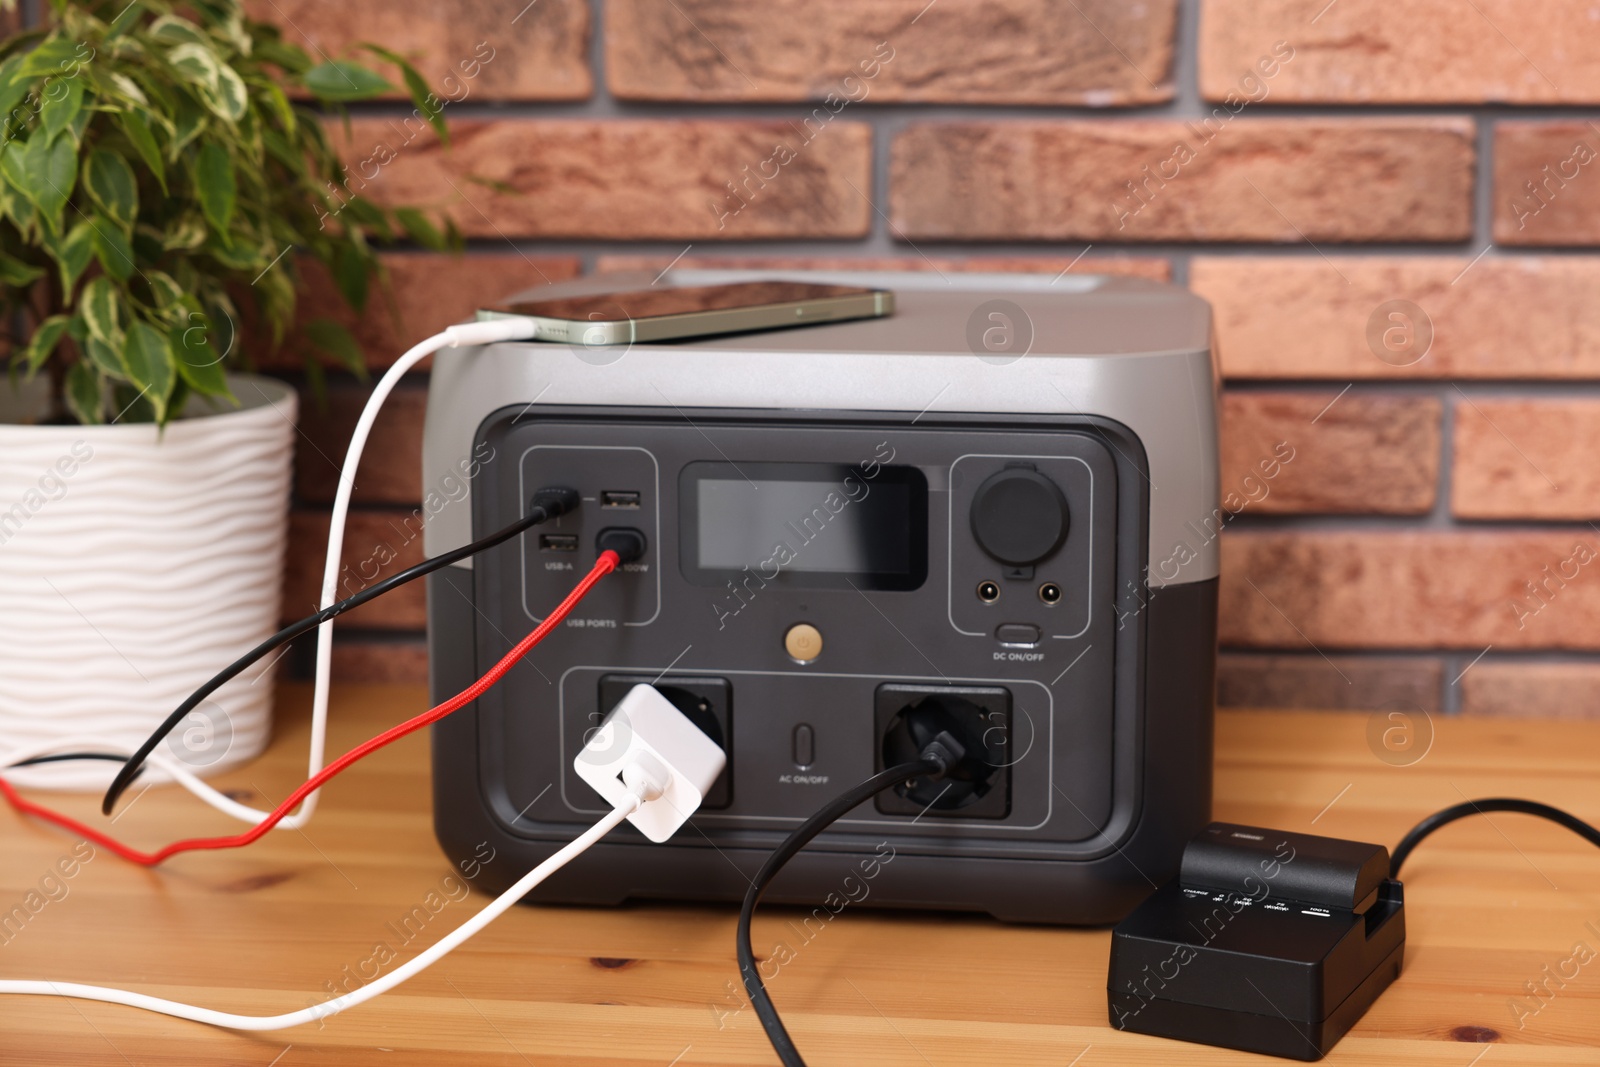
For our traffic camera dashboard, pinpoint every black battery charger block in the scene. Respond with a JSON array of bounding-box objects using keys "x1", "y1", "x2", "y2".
[{"x1": 1107, "y1": 822, "x2": 1405, "y2": 1061}]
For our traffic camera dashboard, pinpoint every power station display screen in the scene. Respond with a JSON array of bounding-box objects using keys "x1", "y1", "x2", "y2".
[{"x1": 680, "y1": 462, "x2": 927, "y2": 590}]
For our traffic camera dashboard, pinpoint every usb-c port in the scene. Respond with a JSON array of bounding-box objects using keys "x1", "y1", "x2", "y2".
[
  {"x1": 540, "y1": 534, "x2": 578, "y2": 552},
  {"x1": 601, "y1": 490, "x2": 641, "y2": 509}
]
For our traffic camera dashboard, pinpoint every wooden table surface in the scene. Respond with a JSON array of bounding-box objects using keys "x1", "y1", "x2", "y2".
[{"x1": 3, "y1": 683, "x2": 1599, "y2": 1066}]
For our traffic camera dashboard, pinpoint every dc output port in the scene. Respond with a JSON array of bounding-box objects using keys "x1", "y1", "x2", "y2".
[
  {"x1": 1038, "y1": 582, "x2": 1062, "y2": 605},
  {"x1": 976, "y1": 580, "x2": 1000, "y2": 604}
]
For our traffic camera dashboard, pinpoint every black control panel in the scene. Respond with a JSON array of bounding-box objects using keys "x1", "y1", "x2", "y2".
[{"x1": 428, "y1": 405, "x2": 1215, "y2": 923}]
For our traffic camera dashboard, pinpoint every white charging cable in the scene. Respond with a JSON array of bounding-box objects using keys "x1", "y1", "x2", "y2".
[
  {"x1": 0, "y1": 685, "x2": 721, "y2": 1032},
  {"x1": 273, "y1": 316, "x2": 540, "y2": 830},
  {"x1": 0, "y1": 317, "x2": 542, "y2": 826},
  {"x1": 0, "y1": 783, "x2": 646, "y2": 1030}
]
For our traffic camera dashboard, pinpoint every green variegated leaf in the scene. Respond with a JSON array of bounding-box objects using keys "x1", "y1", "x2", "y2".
[
  {"x1": 23, "y1": 131, "x2": 77, "y2": 233},
  {"x1": 21, "y1": 314, "x2": 70, "y2": 377},
  {"x1": 162, "y1": 213, "x2": 207, "y2": 250},
  {"x1": 0, "y1": 251, "x2": 42, "y2": 286},
  {"x1": 167, "y1": 42, "x2": 222, "y2": 91},
  {"x1": 85, "y1": 148, "x2": 138, "y2": 224},
  {"x1": 80, "y1": 276, "x2": 122, "y2": 345},
  {"x1": 118, "y1": 111, "x2": 167, "y2": 192},
  {"x1": 0, "y1": 176, "x2": 23, "y2": 226},
  {"x1": 218, "y1": 12, "x2": 252, "y2": 58},
  {"x1": 106, "y1": 3, "x2": 143, "y2": 39},
  {"x1": 46, "y1": 218, "x2": 95, "y2": 293},
  {"x1": 150, "y1": 15, "x2": 210, "y2": 46},
  {"x1": 85, "y1": 336, "x2": 129, "y2": 381},
  {"x1": 302, "y1": 61, "x2": 390, "y2": 101},
  {"x1": 259, "y1": 80, "x2": 294, "y2": 135},
  {"x1": 0, "y1": 54, "x2": 29, "y2": 120},
  {"x1": 193, "y1": 141, "x2": 234, "y2": 234},
  {"x1": 253, "y1": 37, "x2": 311, "y2": 76},
  {"x1": 64, "y1": 359, "x2": 104, "y2": 424},
  {"x1": 395, "y1": 207, "x2": 446, "y2": 251},
  {"x1": 206, "y1": 235, "x2": 258, "y2": 270},
  {"x1": 123, "y1": 319, "x2": 176, "y2": 423},
  {"x1": 0, "y1": 140, "x2": 27, "y2": 200},
  {"x1": 172, "y1": 317, "x2": 231, "y2": 396},
  {"x1": 169, "y1": 92, "x2": 207, "y2": 158},
  {"x1": 362, "y1": 44, "x2": 447, "y2": 144},
  {"x1": 144, "y1": 269, "x2": 185, "y2": 311},
  {"x1": 212, "y1": 61, "x2": 247, "y2": 121},
  {"x1": 306, "y1": 318, "x2": 365, "y2": 376},
  {"x1": 40, "y1": 75, "x2": 84, "y2": 141},
  {"x1": 17, "y1": 39, "x2": 86, "y2": 79},
  {"x1": 92, "y1": 220, "x2": 135, "y2": 281},
  {"x1": 107, "y1": 71, "x2": 148, "y2": 106}
]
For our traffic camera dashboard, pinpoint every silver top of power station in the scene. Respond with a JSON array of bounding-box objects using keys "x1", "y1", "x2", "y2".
[{"x1": 423, "y1": 269, "x2": 1220, "y2": 587}]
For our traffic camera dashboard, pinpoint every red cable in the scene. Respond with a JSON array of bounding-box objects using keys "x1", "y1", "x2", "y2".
[{"x1": 0, "y1": 551, "x2": 619, "y2": 867}]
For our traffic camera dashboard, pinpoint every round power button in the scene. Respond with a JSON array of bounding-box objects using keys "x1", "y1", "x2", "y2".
[{"x1": 785, "y1": 623, "x2": 823, "y2": 663}]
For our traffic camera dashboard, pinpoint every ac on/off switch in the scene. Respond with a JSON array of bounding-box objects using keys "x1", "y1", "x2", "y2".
[{"x1": 792, "y1": 724, "x2": 815, "y2": 769}]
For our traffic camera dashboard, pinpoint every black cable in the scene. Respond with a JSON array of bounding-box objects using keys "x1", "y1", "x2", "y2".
[
  {"x1": 9, "y1": 753, "x2": 145, "y2": 777},
  {"x1": 5, "y1": 752, "x2": 148, "y2": 788},
  {"x1": 1392, "y1": 797, "x2": 1600, "y2": 877},
  {"x1": 737, "y1": 754, "x2": 947, "y2": 1067},
  {"x1": 99, "y1": 486, "x2": 580, "y2": 816}
]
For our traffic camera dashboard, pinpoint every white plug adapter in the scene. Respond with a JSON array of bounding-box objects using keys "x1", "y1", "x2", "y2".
[{"x1": 573, "y1": 684, "x2": 727, "y2": 842}]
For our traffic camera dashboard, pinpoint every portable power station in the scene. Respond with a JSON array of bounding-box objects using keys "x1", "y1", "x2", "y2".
[{"x1": 423, "y1": 269, "x2": 1219, "y2": 924}]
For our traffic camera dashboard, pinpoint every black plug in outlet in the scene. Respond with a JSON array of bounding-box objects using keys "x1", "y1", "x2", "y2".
[
  {"x1": 873, "y1": 683, "x2": 1011, "y2": 819},
  {"x1": 597, "y1": 674, "x2": 732, "y2": 809}
]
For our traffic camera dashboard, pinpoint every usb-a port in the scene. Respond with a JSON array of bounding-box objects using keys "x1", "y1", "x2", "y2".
[
  {"x1": 600, "y1": 490, "x2": 641, "y2": 509},
  {"x1": 539, "y1": 534, "x2": 578, "y2": 552}
]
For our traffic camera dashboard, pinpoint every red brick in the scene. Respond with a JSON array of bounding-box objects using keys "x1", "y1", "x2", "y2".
[
  {"x1": 1459, "y1": 663, "x2": 1600, "y2": 718},
  {"x1": 1217, "y1": 654, "x2": 1443, "y2": 711},
  {"x1": 1221, "y1": 531, "x2": 1600, "y2": 651},
  {"x1": 258, "y1": 252, "x2": 580, "y2": 372},
  {"x1": 1200, "y1": 0, "x2": 1600, "y2": 104},
  {"x1": 331, "y1": 119, "x2": 873, "y2": 240},
  {"x1": 606, "y1": 0, "x2": 1176, "y2": 106},
  {"x1": 1493, "y1": 123, "x2": 1600, "y2": 245},
  {"x1": 1452, "y1": 399, "x2": 1600, "y2": 520},
  {"x1": 295, "y1": 384, "x2": 426, "y2": 506},
  {"x1": 1221, "y1": 393, "x2": 1440, "y2": 514},
  {"x1": 1191, "y1": 257, "x2": 1600, "y2": 379},
  {"x1": 243, "y1": 0, "x2": 591, "y2": 100},
  {"x1": 333, "y1": 641, "x2": 430, "y2": 685},
  {"x1": 592, "y1": 254, "x2": 1172, "y2": 282},
  {"x1": 283, "y1": 510, "x2": 429, "y2": 630},
  {"x1": 890, "y1": 119, "x2": 1474, "y2": 243}
]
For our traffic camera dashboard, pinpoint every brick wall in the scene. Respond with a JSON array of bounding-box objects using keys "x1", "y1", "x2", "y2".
[{"x1": 250, "y1": 0, "x2": 1600, "y2": 717}]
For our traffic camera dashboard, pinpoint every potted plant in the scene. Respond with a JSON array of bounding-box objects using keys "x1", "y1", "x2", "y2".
[{"x1": 0, "y1": 0, "x2": 453, "y2": 788}]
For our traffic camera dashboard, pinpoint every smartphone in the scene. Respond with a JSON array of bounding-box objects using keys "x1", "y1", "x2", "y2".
[{"x1": 480, "y1": 280, "x2": 894, "y2": 345}]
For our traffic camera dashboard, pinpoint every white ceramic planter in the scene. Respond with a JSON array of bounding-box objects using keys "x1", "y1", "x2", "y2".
[{"x1": 0, "y1": 375, "x2": 296, "y2": 790}]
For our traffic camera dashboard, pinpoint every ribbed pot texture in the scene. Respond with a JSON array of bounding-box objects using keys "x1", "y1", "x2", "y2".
[{"x1": 0, "y1": 375, "x2": 296, "y2": 791}]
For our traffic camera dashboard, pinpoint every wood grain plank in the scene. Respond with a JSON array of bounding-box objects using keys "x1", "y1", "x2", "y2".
[{"x1": 0, "y1": 688, "x2": 1596, "y2": 1063}]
